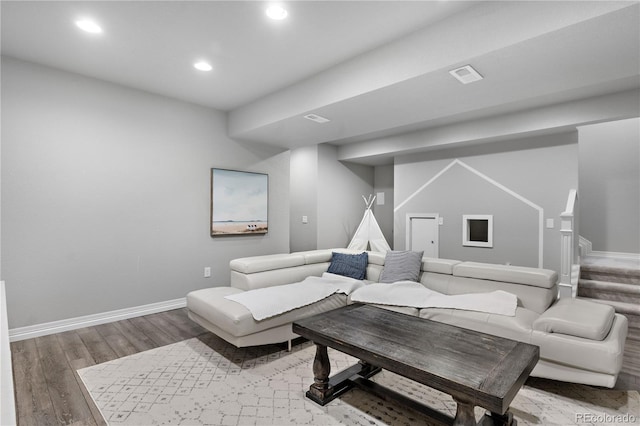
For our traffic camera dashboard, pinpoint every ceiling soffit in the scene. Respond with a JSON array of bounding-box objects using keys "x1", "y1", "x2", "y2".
[{"x1": 228, "y1": 1, "x2": 640, "y2": 154}]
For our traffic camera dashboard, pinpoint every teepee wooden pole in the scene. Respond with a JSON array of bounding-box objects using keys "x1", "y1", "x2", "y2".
[{"x1": 362, "y1": 194, "x2": 375, "y2": 210}]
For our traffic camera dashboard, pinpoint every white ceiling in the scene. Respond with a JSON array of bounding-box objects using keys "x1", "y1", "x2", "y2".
[
  {"x1": 1, "y1": 1, "x2": 474, "y2": 110},
  {"x1": 2, "y1": 1, "x2": 639, "y2": 162}
]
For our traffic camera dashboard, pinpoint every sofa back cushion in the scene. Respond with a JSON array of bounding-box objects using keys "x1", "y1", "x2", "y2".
[
  {"x1": 230, "y1": 253, "x2": 306, "y2": 274},
  {"x1": 453, "y1": 262, "x2": 557, "y2": 289},
  {"x1": 230, "y1": 263, "x2": 329, "y2": 291},
  {"x1": 364, "y1": 251, "x2": 384, "y2": 282},
  {"x1": 419, "y1": 272, "x2": 452, "y2": 294},
  {"x1": 444, "y1": 276, "x2": 556, "y2": 314},
  {"x1": 418, "y1": 260, "x2": 558, "y2": 314},
  {"x1": 421, "y1": 258, "x2": 461, "y2": 275},
  {"x1": 229, "y1": 250, "x2": 558, "y2": 313}
]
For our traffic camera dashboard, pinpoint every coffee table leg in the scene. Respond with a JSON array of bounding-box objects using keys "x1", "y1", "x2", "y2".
[
  {"x1": 307, "y1": 343, "x2": 333, "y2": 403},
  {"x1": 358, "y1": 360, "x2": 379, "y2": 377},
  {"x1": 453, "y1": 398, "x2": 476, "y2": 426},
  {"x1": 487, "y1": 410, "x2": 516, "y2": 426}
]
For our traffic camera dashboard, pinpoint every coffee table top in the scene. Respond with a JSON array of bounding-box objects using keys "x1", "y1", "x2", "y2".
[{"x1": 293, "y1": 304, "x2": 539, "y2": 414}]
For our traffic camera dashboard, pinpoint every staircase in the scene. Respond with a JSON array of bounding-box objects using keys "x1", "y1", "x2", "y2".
[{"x1": 577, "y1": 255, "x2": 640, "y2": 376}]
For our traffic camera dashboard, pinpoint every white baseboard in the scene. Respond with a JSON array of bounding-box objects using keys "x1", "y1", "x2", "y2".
[{"x1": 9, "y1": 297, "x2": 186, "y2": 342}]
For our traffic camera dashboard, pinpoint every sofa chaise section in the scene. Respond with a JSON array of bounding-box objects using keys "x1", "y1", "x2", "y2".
[
  {"x1": 187, "y1": 286, "x2": 346, "y2": 350},
  {"x1": 188, "y1": 250, "x2": 352, "y2": 350}
]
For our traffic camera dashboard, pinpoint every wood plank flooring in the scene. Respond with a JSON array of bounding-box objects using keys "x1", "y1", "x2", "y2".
[
  {"x1": 10, "y1": 308, "x2": 640, "y2": 426},
  {"x1": 11, "y1": 308, "x2": 210, "y2": 426}
]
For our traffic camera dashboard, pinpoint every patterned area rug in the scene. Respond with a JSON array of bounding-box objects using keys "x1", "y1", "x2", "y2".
[{"x1": 78, "y1": 335, "x2": 639, "y2": 425}]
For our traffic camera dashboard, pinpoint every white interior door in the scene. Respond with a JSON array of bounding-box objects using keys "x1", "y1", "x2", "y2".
[{"x1": 407, "y1": 214, "x2": 439, "y2": 258}]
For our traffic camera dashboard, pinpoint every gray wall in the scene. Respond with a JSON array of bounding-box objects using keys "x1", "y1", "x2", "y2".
[
  {"x1": 289, "y1": 145, "x2": 318, "y2": 252},
  {"x1": 289, "y1": 144, "x2": 374, "y2": 252},
  {"x1": 373, "y1": 164, "x2": 394, "y2": 248},
  {"x1": 579, "y1": 118, "x2": 640, "y2": 254},
  {"x1": 1, "y1": 57, "x2": 290, "y2": 328},
  {"x1": 394, "y1": 133, "x2": 579, "y2": 272},
  {"x1": 317, "y1": 144, "x2": 374, "y2": 249}
]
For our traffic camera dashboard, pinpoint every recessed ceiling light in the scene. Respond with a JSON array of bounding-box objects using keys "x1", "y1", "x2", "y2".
[
  {"x1": 449, "y1": 65, "x2": 483, "y2": 84},
  {"x1": 303, "y1": 114, "x2": 330, "y2": 124},
  {"x1": 266, "y1": 5, "x2": 288, "y2": 20},
  {"x1": 193, "y1": 61, "x2": 213, "y2": 72},
  {"x1": 75, "y1": 19, "x2": 103, "y2": 34}
]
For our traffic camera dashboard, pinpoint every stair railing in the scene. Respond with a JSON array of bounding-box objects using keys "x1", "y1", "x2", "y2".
[{"x1": 559, "y1": 189, "x2": 580, "y2": 298}]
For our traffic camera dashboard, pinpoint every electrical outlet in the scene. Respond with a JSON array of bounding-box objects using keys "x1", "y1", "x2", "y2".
[{"x1": 204, "y1": 267, "x2": 211, "y2": 278}]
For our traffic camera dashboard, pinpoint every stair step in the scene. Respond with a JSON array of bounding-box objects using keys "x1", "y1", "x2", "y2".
[
  {"x1": 577, "y1": 279, "x2": 640, "y2": 309},
  {"x1": 580, "y1": 264, "x2": 640, "y2": 285},
  {"x1": 628, "y1": 328, "x2": 640, "y2": 342},
  {"x1": 581, "y1": 254, "x2": 640, "y2": 271},
  {"x1": 578, "y1": 279, "x2": 640, "y2": 294}
]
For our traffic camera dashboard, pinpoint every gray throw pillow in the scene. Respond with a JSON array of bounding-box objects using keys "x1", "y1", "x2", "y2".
[{"x1": 379, "y1": 250, "x2": 423, "y2": 283}]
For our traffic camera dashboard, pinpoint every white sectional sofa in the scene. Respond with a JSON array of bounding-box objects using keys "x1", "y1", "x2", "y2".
[{"x1": 186, "y1": 249, "x2": 628, "y2": 388}]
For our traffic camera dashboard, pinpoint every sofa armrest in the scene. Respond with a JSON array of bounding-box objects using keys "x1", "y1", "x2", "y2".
[{"x1": 533, "y1": 298, "x2": 615, "y2": 340}]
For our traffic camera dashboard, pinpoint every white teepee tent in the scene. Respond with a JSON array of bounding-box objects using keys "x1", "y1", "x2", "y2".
[{"x1": 347, "y1": 195, "x2": 391, "y2": 252}]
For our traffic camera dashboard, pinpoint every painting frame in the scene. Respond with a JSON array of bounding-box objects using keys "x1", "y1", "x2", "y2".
[{"x1": 210, "y1": 168, "x2": 269, "y2": 236}]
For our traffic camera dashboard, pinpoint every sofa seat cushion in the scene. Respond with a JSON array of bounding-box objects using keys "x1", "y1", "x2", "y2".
[
  {"x1": 186, "y1": 287, "x2": 347, "y2": 338},
  {"x1": 346, "y1": 298, "x2": 419, "y2": 316},
  {"x1": 531, "y1": 314, "x2": 627, "y2": 375},
  {"x1": 369, "y1": 304, "x2": 419, "y2": 316},
  {"x1": 419, "y1": 306, "x2": 538, "y2": 343},
  {"x1": 533, "y1": 298, "x2": 615, "y2": 341}
]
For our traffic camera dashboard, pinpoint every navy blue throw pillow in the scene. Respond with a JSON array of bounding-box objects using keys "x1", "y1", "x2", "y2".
[{"x1": 327, "y1": 252, "x2": 368, "y2": 280}]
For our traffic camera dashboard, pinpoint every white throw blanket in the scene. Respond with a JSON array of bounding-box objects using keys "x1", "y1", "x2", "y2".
[
  {"x1": 350, "y1": 281, "x2": 517, "y2": 316},
  {"x1": 224, "y1": 273, "x2": 364, "y2": 321}
]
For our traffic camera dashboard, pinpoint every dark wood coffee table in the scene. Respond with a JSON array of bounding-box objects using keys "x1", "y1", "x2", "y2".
[{"x1": 292, "y1": 304, "x2": 539, "y2": 426}]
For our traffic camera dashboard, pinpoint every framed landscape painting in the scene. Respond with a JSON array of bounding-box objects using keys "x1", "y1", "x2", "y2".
[{"x1": 211, "y1": 168, "x2": 268, "y2": 236}]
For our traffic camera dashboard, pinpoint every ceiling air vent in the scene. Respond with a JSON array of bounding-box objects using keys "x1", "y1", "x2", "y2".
[
  {"x1": 303, "y1": 113, "x2": 330, "y2": 124},
  {"x1": 449, "y1": 65, "x2": 483, "y2": 84}
]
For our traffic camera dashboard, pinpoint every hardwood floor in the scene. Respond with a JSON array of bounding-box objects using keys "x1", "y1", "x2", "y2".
[
  {"x1": 10, "y1": 308, "x2": 210, "y2": 426},
  {"x1": 10, "y1": 308, "x2": 640, "y2": 426}
]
